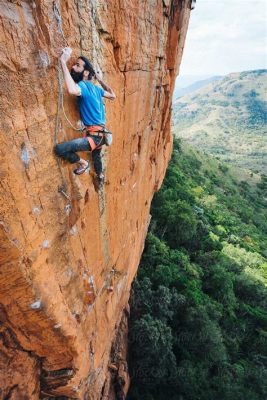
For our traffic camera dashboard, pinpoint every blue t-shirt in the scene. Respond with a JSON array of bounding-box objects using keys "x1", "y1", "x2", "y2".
[{"x1": 77, "y1": 81, "x2": 106, "y2": 126}]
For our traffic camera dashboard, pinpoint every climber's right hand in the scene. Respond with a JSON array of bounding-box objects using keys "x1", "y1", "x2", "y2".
[
  {"x1": 60, "y1": 47, "x2": 72, "y2": 63},
  {"x1": 95, "y1": 71, "x2": 102, "y2": 81}
]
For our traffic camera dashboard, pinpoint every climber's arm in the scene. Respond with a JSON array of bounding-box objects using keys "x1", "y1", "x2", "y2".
[
  {"x1": 60, "y1": 60, "x2": 81, "y2": 96},
  {"x1": 95, "y1": 73, "x2": 116, "y2": 100},
  {"x1": 103, "y1": 90, "x2": 116, "y2": 100},
  {"x1": 60, "y1": 48, "x2": 81, "y2": 96}
]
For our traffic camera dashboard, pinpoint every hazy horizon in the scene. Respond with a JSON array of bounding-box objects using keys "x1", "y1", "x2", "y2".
[{"x1": 176, "y1": 68, "x2": 267, "y2": 89}]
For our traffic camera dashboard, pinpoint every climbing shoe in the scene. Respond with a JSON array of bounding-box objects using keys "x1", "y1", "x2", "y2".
[{"x1": 73, "y1": 161, "x2": 90, "y2": 175}]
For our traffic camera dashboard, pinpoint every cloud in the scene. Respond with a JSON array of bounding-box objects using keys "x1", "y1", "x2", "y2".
[{"x1": 180, "y1": 0, "x2": 267, "y2": 76}]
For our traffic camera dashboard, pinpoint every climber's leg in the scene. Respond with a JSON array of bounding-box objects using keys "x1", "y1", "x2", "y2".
[
  {"x1": 55, "y1": 137, "x2": 91, "y2": 163},
  {"x1": 92, "y1": 147, "x2": 104, "y2": 182},
  {"x1": 55, "y1": 137, "x2": 91, "y2": 174}
]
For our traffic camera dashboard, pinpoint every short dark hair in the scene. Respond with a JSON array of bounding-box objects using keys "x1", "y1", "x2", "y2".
[{"x1": 79, "y1": 56, "x2": 95, "y2": 80}]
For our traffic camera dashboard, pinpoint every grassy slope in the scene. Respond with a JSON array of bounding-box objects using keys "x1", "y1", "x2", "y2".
[{"x1": 172, "y1": 70, "x2": 267, "y2": 173}]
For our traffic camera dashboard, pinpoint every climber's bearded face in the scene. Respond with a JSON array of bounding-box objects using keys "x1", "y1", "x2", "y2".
[{"x1": 70, "y1": 58, "x2": 86, "y2": 83}]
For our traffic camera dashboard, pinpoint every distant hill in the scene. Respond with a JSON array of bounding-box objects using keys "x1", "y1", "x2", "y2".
[
  {"x1": 174, "y1": 76, "x2": 222, "y2": 99},
  {"x1": 172, "y1": 70, "x2": 267, "y2": 173},
  {"x1": 173, "y1": 75, "x2": 215, "y2": 99}
]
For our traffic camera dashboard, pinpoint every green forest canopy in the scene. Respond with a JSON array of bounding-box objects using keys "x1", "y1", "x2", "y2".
[{"x1": 128, "y1": 139, "x2": 267, "y2": 400}]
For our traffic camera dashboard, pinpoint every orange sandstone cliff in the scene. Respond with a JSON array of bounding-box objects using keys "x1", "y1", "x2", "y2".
[{"x1": 0, "y1": 1, "x2": 191, "y2": 398}]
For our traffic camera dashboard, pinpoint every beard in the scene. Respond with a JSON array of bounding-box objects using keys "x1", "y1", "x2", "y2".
[{"x1": 70, "y1": 69, "x2": 84, "y2": 83}]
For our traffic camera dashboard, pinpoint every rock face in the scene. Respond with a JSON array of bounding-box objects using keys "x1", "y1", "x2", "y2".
[{"x1": 0, "y1": 0, "x2": 191, "y2": 398}]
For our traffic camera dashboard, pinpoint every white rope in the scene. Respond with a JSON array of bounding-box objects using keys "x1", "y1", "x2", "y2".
[
  {"x1": 53, "y1": 1, "x2": 82, "y2": 131},
  {"x1": 54, "y1": 63, "x2": 70, "y2": 201},
  {"x1": 57, "y1": 61, "x2": 83, "y2": 132},
  {"x1": 53, "y1": 1, "x2": 68, "y2": 46}
]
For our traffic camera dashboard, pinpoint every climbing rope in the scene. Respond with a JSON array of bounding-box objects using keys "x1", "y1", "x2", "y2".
[
  {"x1": 97, "y1": 149, "x2": 113, "y2": 269},
  {"x1": 52, "y1": 0, "x2": 72, "y2": 200},
  {"x1": 53, "y1": 61, "x2": 69, "y2": 200},
  {"x1": 52, "y1": 0, "x2": 114, "y2": 300},
  {"x1": 53, "y1": 1, "x2": 68, "y2": 47},
  {"x1": 52, "y1": 0, "x2": 89, "y2": 200},
  {"x1": 56, "y1": 60, "x2": 84, "y2": 132}
]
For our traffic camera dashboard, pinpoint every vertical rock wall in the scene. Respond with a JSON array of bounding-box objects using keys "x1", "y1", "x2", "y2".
[{"x1": 0, "y1": 0, "x2": 191, "y2": 398}]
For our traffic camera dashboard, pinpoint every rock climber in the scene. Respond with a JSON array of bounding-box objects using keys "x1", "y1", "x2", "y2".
[{"x1": 54, "y1": 47, "x2": 116, "y2": 183}]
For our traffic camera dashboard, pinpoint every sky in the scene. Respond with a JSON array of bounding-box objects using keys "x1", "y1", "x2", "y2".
[{"x1": 179, "y1": 0, "x2": 267, "y2": 78}]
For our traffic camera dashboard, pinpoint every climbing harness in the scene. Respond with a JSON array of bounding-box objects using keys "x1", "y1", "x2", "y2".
[
  {"x1": 82, "y1": 125, "x2": 104, "y2": 151},
  {"x1": 83, "y1": 126, "x2": 113, "y2": 151}
]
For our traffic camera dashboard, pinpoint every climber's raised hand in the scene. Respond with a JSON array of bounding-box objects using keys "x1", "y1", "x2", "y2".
[
  {"x1": 95, "y1": 72, "x2": 116, "y2": 100},
  {"x1": 60, "y1": 47, "x2": 72, "y2": 63},
  {"x1": 94, "y1": 71, "x2": 102, "y2": 81}
]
